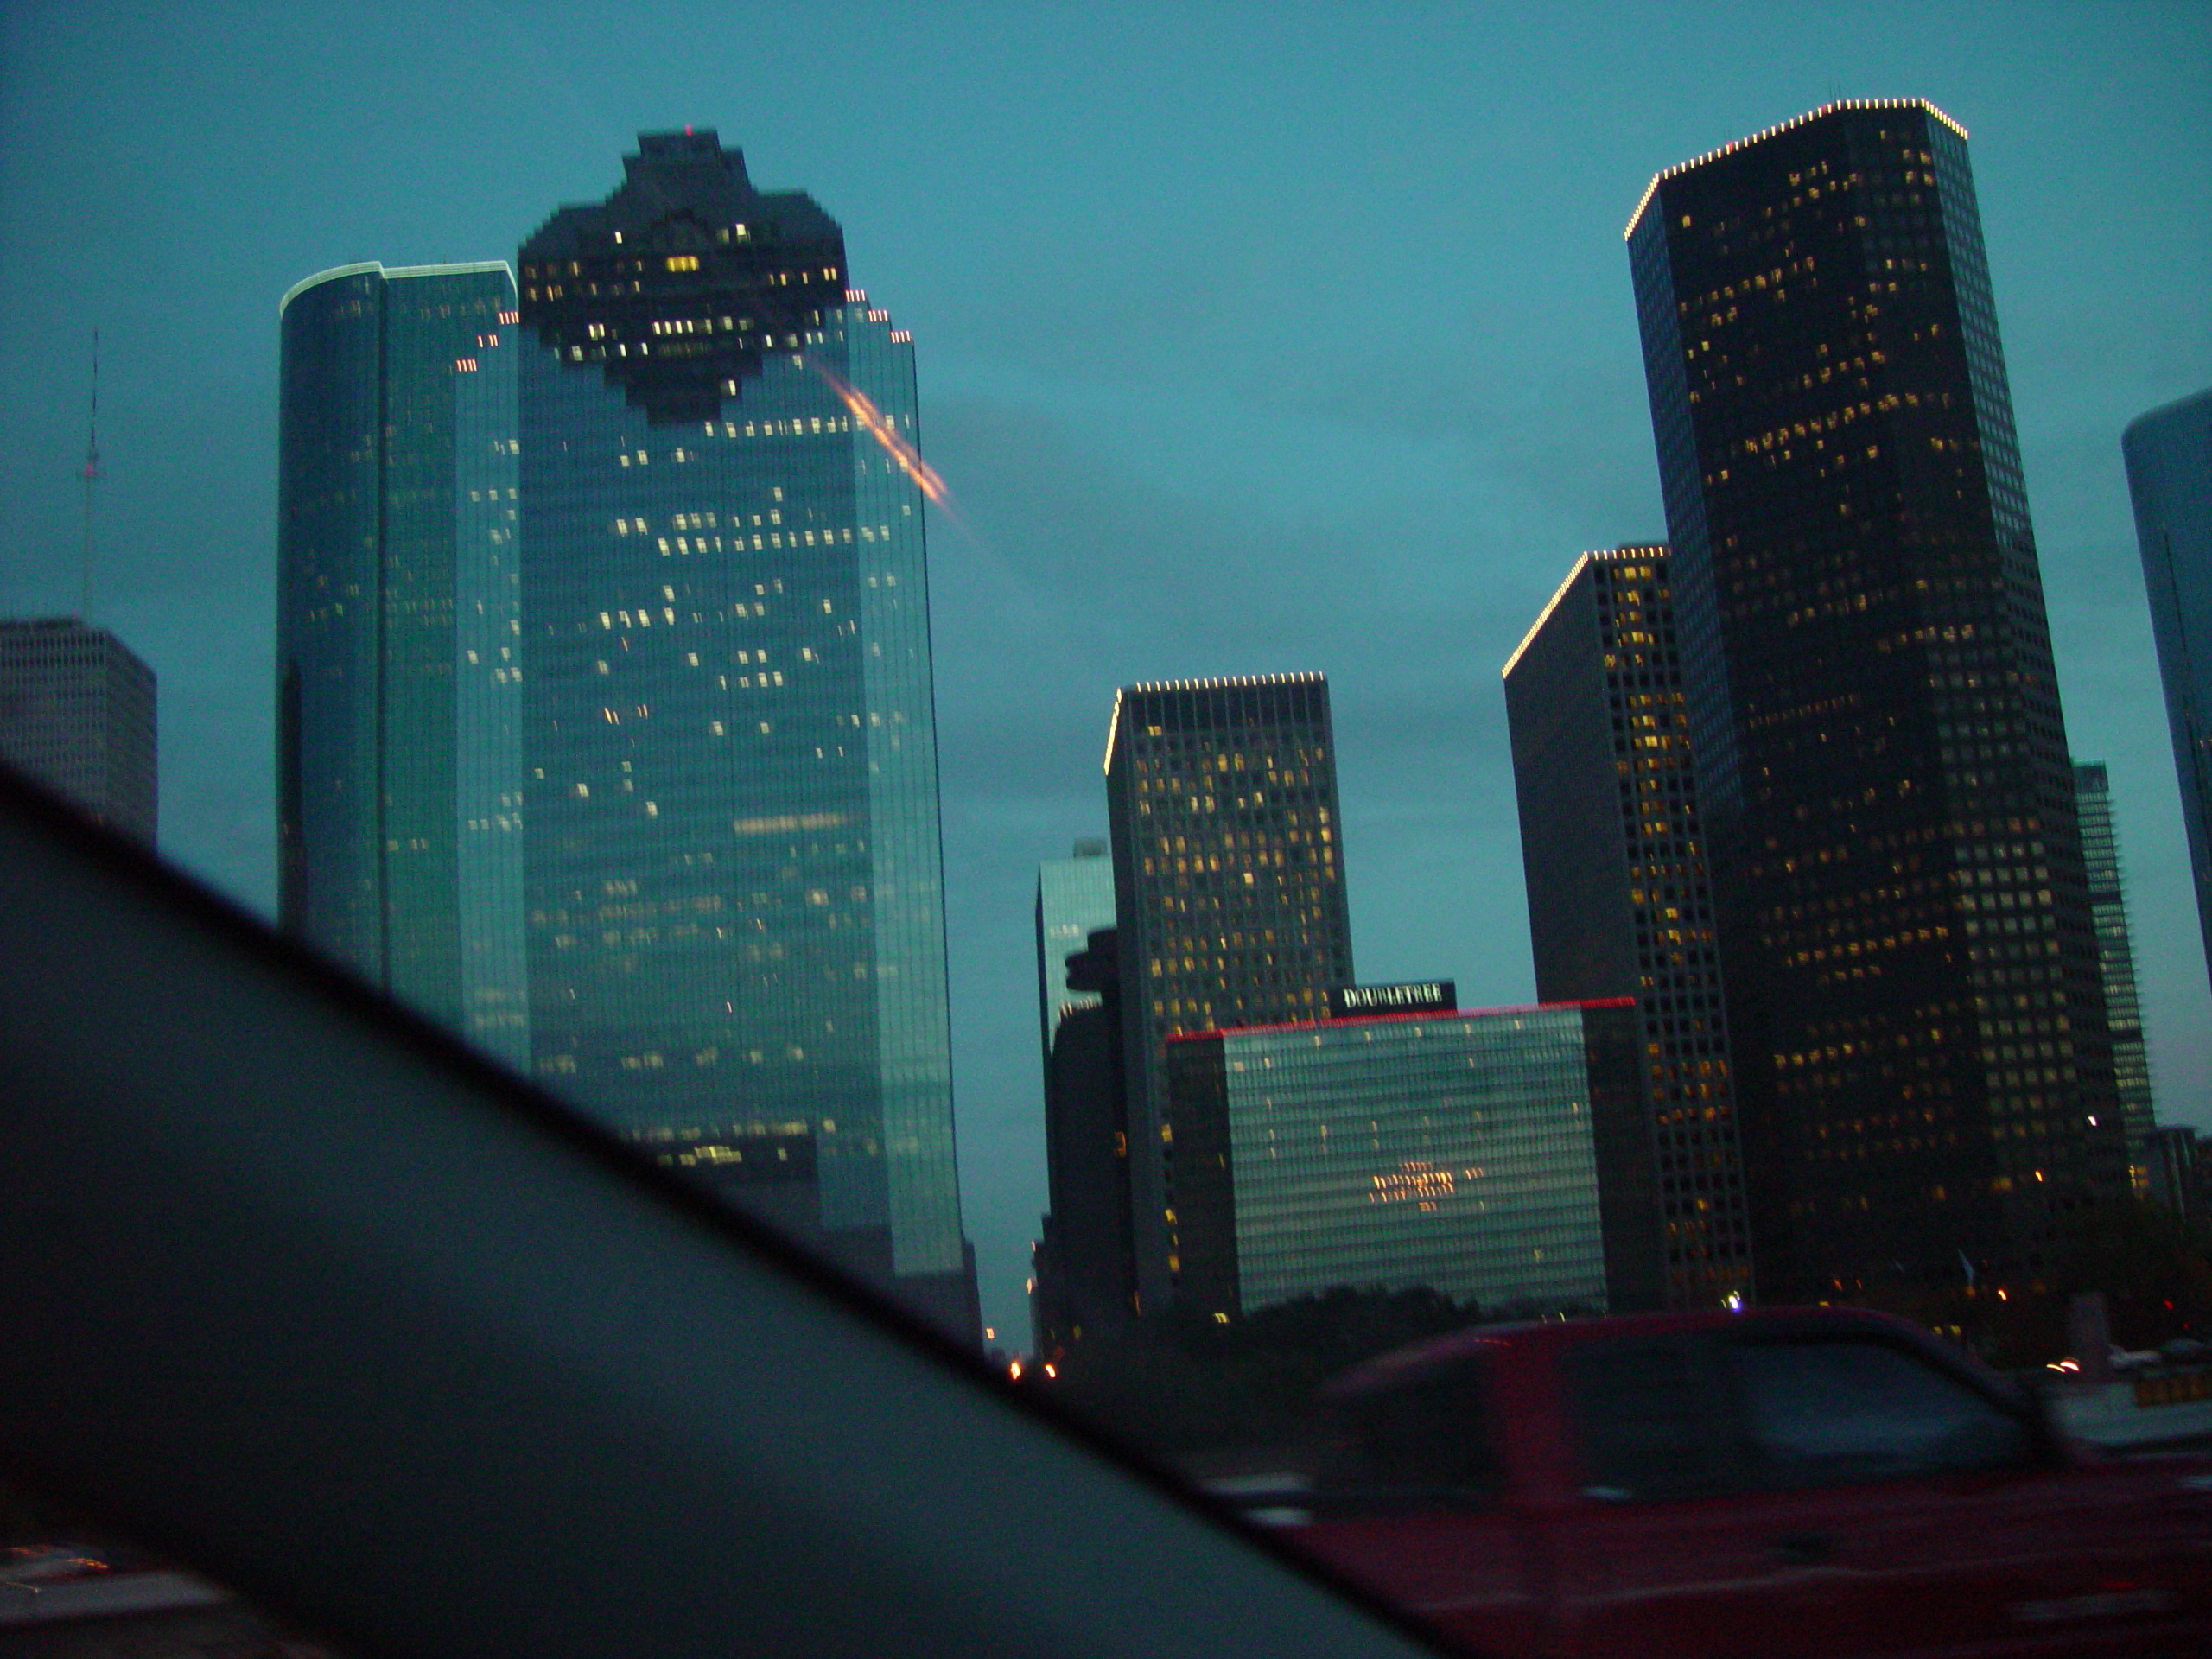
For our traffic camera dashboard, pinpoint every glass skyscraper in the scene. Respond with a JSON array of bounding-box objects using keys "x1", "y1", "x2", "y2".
[
  {"x1": 1103, "y1": 673, "x2": 1355, "y2": 1309},
  {"x1": 1503, "y1": 546, "x2": 1752, "y2": 1307},
  {"x1": 1035, "y1": 838, "x2": 1116, "y2": 1073},
  {"x1": 1626, "y1": 101, "x2": 2124, "y2": 1299},
  {"x1": 513, "y1": 132, "x2": 967, "y2": 1323},
  {"x1": 2124, "y1": 388, "x2": 2212, "y2": 995},
  {"x1": 0, "y1": 618, "x2": 156, "y2": 845},
  {"x1": 2072, "y1": 762, "x2": 2156, "y2": 1173},
  {"x1": 277, "y1": 261, "x2": 528, "y2": 1068},
  {"x1": 1163, "y1": 1001, "x2": 1645, "y2": 1319}
]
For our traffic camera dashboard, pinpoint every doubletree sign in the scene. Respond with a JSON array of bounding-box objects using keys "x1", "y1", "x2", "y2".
[{"x1": 1325, "y1": 981, "x2": 1457, "y2": 1020}]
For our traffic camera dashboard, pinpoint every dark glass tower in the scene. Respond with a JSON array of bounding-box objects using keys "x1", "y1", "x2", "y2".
[
  {"x1": 2124, "y1": 388, "x2": 2212, "y2": 994},
  {"x1": 2072, "y1": 762, "x2": 2156, "y2": 1173},
  {"x1": 514, "y1": 133, "x2": 967, "y2": 1322},
  {"x1": 277, "y1": 262, "x2": 527, "y2": 1067},
  {"x1": 1626, "y1": 101, "x2": 2124, "y2": 1299},
  {"x1": 1103, "y1": 673, "x2": 1354, "y2": 1307},
  {"x1": 0, "y1": 618, "x2": 156, "y2": 844},
  {"x1": 1503, "y1": 546, "x2": 1753, "y2": 1307}
]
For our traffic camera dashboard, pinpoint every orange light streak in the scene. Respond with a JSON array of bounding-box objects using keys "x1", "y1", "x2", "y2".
[{"x1": 809, "y1": 362, "x2": 951, "y2": 509}]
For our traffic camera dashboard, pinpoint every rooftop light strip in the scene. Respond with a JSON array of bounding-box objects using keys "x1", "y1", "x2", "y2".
[
  {"x1": 1123, "y1": 671, "x2": 1325, "y2": 696},
  {"x1": 1622, "y1": 99, "x2": 1969, "y2": 241},
  {"x1": 1502, "y1": 553, "x2": 1592, "y2": 680}
]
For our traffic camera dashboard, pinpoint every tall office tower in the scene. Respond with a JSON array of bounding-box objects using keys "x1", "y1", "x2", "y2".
[
  {"x1": 1626, "y1": 100, "x2": 2125, "y2": 1299},
  {"x1": 513, "y1": 132, "x2": 969, "y2": 1332},
  {"x1": 2124, "y1": 389, "x2": 2212, "y2": 993},
  {"x1": 1163, "y1": 997, "x2": 1649, "y2": 1320},
  {"x1": 0, "y1": 618, "x2": 156, "y2": 844},
  {"x1": 1503, "y1": 546, "x2": 1753, "y2": 1307},
  {"x1": 2073, "y1": 762, "x2": 2156, "y2": 1171},
  {"x1": 278, "y1": 261, "x2": 529, "y2": 1070},
  {"x1": 1104, "y1": 673, "x2": 1354, "y2": 1308},
  {"x1": 1035, "y1": 838, "x2": 1116, "y2": 1073},
  {"x1": 1033, "y1": 927, "x2": 1138, "y2": 1352}
]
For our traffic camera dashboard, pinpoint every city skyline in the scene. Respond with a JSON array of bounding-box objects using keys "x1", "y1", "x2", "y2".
[{"x1": 4, "y1": 3, "x2": 2206, "y2": 1344}]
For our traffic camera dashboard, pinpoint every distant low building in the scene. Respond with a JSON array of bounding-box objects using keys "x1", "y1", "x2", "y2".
[
  {"x1": 1162, "y1": 998, "x2": 1658, "y2": 1321},
  {"x1": 0, "y1": 617, "x2": 156, "y2": 844}
]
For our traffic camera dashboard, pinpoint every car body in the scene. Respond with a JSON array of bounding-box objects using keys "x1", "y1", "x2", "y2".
[{"x1": 1276, "y1": 1306, "x2": 2212, "y2": 1657}]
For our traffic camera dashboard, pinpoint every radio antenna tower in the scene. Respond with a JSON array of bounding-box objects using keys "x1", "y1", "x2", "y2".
[{"x1": 79, "y1": 328, "x2": 102, "y2": 619}]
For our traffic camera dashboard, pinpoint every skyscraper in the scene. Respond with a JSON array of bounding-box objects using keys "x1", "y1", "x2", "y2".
[
  {"x1": 1625, "y1": 100, "x2": 2124, "y2": 1299},
  {"x1": 0, "y1": 618, "x2": 156, "y2": 844},
  {"x1": 513, "y1": 132, "x2": 968, "y2": 1328},
  {"x1": 1503, "y1": 546, "x2": 1752, "y2": 1306},
  {"x1": 2124, "y1": 388, "x2": 2212, "y2": 994},
  {"x1": 1033, "y1": 926, "x2": 1138, "y2": 1351},
  {"x1": 1035, "y1": 838, "x2": 1116, "y2": 1073},
  {"x1": 2072, "y1": 762, "x2": 2156, "y2": 1172},
  {"x1": 1103, "y1": 673, "x2": 1354, "y2": 1307},
  {"x1": 277, "y1": 261, "x2": 528, "y2": 1069}
]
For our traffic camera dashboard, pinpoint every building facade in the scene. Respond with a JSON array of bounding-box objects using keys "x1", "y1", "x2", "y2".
[
  {"x1": 276, "y1": 262, "x2": 527, "y2": 1066},
  {"x1": 513, "y1": 131, "x2": 968, "y2": 1326},
  {"x1": 1104, "y1": 673, "x2": 1355, "y2": 1308},
  {"x1": 1033, "y1": 927, "x2": 1139, "y2": 1352},
  {"x1": 1162, "y1": 1001, "x2": 1652, "y2": 1320},
  {"x1": 1626, "y1": 100, "x2": 2125, "y2": 1299},
  {"x1": 1503, "y1": 546, "x2": 1752, "y2": 1306},
  {"x1": 0, "y1": 618, "x2": 156, "y2": 844},
  {"x1": 2072, "y1": 762, "x2": 2156, "y2": 1176},
  {"x1": 2124, "y1": 388, "x2": 2212, "y2": 995},
  {"x1": 1036, "y1": 838, "x2": 1116, "y2": 1072}
]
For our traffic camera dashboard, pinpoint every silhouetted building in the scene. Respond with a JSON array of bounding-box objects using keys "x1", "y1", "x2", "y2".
[
  {"x1": 513, "y1": 132, "x2": 970, "y2": 1335},
  {"x1": 1033, "y1": 927, "x2": 1138, "y2": 1353},
  {"x1": 1036, "y1": 839, "x2": 1116, "y2": 1073},
  {"x1": 2073, "y1": 762, "x2": 2156, "y2": 1179},
  {"x1": 277, "y1": 261, "x2": 527, "y2": 1066},
  {"x1": 1503, "y1": 546, "x2": 1752, "y2": 1306},
  {"x1": 2124, "y1": 388, "x2": 2212, "y2": 995},
  {"x1": 0, "y1": 618, "x2": 155, "y2": 844},
  {"x1": 2143, "y1": 1125, "x2": 2203, "y2": 1218},
  {"x1": 1163, "y1": 999, "x2": 1652, "y2": 1319},
  {"x1": 1104, "y1": 673, "x2": 1355, "y2": 1309},
  {"x1": 1626, "y1": 100, "x2": 2125, "y2": 1299}
]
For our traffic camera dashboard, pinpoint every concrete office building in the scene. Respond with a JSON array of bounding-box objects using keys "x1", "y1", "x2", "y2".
[
  {"x1": 1626, "y1": 100, "x2": 2125, "y2": 1297},
  {"x1": 0, "y1": 618, "x2": 156, "y2": 844},
  {"x1": 1104, "y1": 673, "x2": 1354, "y2": 1308},
  {"x1": 1504, "y1": 546, "x2": 1752, "y2": 1306}
]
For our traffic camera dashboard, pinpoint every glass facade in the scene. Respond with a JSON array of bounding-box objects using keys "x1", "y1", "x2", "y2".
[
  {"x1": 2072, "y1": 762, "x2": 2156, "y2": 1171},
  {"x1": 514, "y1": 132, "x2": 964, "y2": 1294},
  {"x1": 1504, "y1": 546, "x2": 1752, "y2": 1306},
  {"x1": 1626, "y1": 101, "x2": 2124, "y2": 1297},
  {"x1": 2124, "y1": 388, "x2": 2212, "y2": 996},
  {"x1": 1035, "y1": 839, "x2": 1116, "y2": 1070},
  {"x1": 276, "y1": 262, "x2": 528, "y2": 1068},
  {"x1": 0, "y1": 618, "x2": 156, "y2": 844},
  {"x1": 1104, "y1": 673, "x2": 1355, "y2": 1308},
  {"x1": 1163, "y1": 1003, "x2": 1643, "y2": 1319}
]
